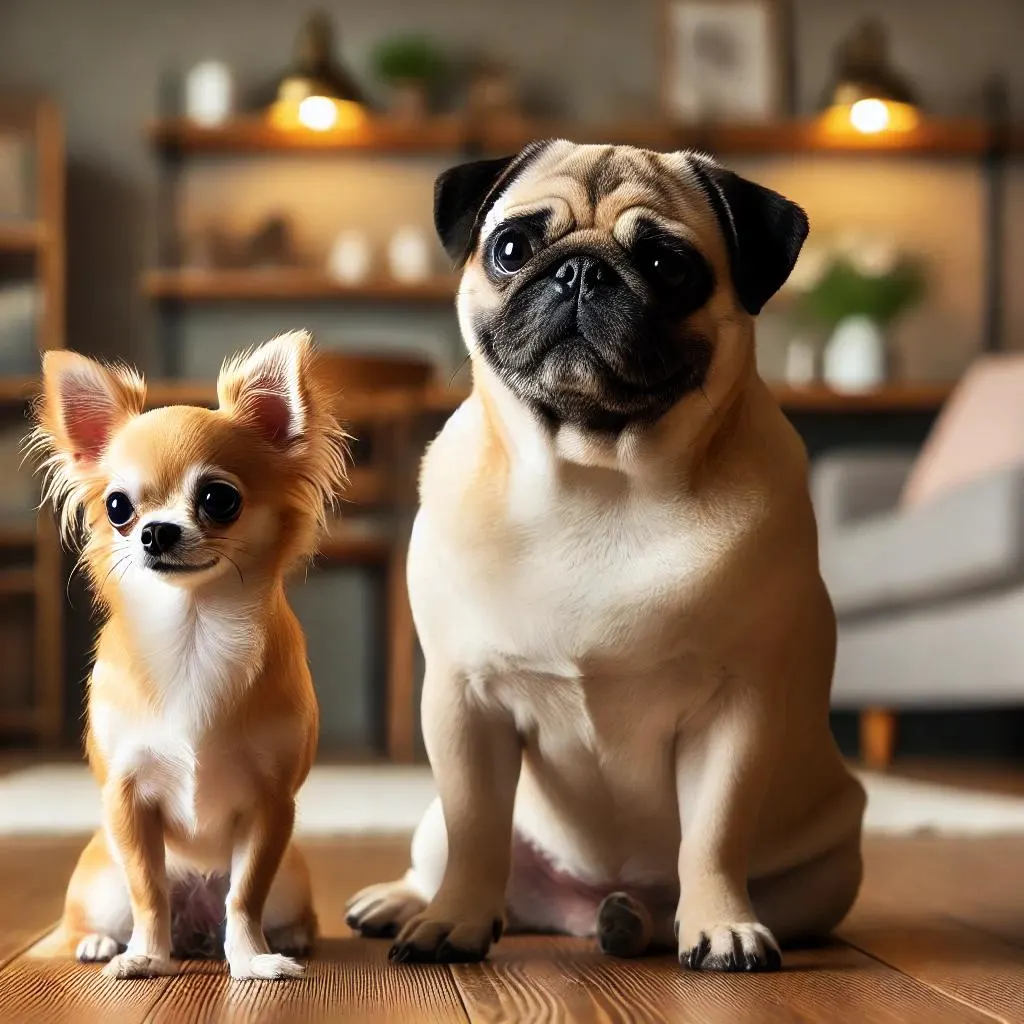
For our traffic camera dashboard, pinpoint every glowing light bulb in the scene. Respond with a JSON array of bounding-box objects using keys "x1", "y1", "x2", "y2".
[
  {"x1": 849, "y1": 98, "x2": 890, "y2": 134},
  {"x1": 298, "y1": 95, "x2": 339, "y2": 131}
]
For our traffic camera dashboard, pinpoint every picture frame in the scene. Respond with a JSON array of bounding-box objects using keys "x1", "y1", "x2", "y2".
[{"x1": 661, "y1": 0, "x2": 787, "y2": 123}]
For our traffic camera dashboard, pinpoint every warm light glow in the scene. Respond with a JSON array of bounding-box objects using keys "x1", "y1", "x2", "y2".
[
  {"x1": 298, "y1": 95, "x2": 338, "y2": 131},
  {"x1": 849, "y1": 98, "x2": 890, "y2": 133},
  {"x1": 268, "y1": 96, "x2": 367, "y2": 133},
  {"x1": 820, "y1": 100, "x2": 920, "y2": 137}
]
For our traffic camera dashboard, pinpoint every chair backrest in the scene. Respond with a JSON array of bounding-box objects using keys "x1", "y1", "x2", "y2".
[{"x1": 902, "y1": 355, "x2": 1024, "y2": 508}]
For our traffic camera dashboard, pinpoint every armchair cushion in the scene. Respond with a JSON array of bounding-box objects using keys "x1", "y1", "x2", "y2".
[{"x1": 820, "y1": 464, "x2": 1024, "y2": 618}]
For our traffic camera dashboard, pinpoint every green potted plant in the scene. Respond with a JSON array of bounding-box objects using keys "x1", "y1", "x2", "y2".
[
  {"x1": 371, "y1": 36, "x2": 446, "y2": 120},
  {"x1": 789, "y1": 234, "x2": 926, "y2": 392}
]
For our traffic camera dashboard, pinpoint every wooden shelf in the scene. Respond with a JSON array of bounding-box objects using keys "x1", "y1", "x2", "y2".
[
  {"x1": 144, "y1": 379, "x2": 420, "y2": 422},
  {"x1": 0, "y1": 521, "x2": 37, "y2": 548},
  {"x1": 0, "y1": 376, "x2": 39, "y2": 403},
  {"x1": 772, "y1": 382, "x2": 955, "y2": 413},
  {"x1": 319, "y1": 522, "x2": 392, "y2": 565},
  {"x1": 0, "y1": 221, "x2": 45, "y2": 252},
  {"x1": 149, "y1": 116, "x2": 468, "y2": 155},
  {"x1": 484, "y1": 118, "x2": 998, "y2": 157},
  {"x1": 415, "y1": 382, "x2": 954, "y2": 416},
  {"x1": 147, "y1": 115, "x2": 1013, "y2": 159},
  {"x1": 143, "y1": 269, "x2": 457, "y2": 303},
  {"x1": 0, "y1": 567, "x2": 36, "y2": 596}
]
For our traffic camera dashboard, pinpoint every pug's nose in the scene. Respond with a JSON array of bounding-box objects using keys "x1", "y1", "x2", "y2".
[
  {"x1": 140, "y1": 521, "x2": 182, "y2": 556},
  {"x1": 553, "y1": 256, "x2": 617, "y2": 300}
]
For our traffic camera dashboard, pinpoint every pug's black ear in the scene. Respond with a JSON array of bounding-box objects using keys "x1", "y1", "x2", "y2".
[
  {"x1": 690, "y1": 160, "x2": 809, "y2": 316},
  {"x1": 434, "y1": 155, "x2": 517, "y2": 264}
]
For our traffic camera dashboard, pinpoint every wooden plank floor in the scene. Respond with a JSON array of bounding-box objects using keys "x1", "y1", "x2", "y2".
[{"x1": 0, "y1": 834, "x2": 1021, "y2": 1023}]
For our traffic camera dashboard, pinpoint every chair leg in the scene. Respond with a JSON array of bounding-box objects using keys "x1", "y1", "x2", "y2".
[{"x1": 860, "y1": 708, "x2": 897, "y2": 769}]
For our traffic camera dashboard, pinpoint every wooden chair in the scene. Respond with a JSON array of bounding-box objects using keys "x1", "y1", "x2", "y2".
[{"x1": 316, "y1": 351, "x2": 435, "y2": 763}]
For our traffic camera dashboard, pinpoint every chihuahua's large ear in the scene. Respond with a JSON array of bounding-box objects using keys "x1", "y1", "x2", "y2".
[
  {"x1": 688, "y1": 156, "x2": 809, "y2": 315},
  {"x1": 217, "y1": 330, "x2": 314, "y2": 446},
  {"x1": 37, "y1": 350, "x2": 146, "y2": 464},
  {"x1": 434, "y1": 154, "x2": 517, "y2": 264}
]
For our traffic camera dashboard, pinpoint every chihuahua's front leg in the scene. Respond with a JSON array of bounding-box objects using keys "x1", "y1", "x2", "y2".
[
  {"x1": 101, "y1": 779, "x2": 178, "y2": 979},
  {"x1": 675, "y1": 685, "x2": 783, "y2": 972},
  {"x1": 224, "y1": 794, "x2": 304, "y2": 980},
  {"x1": 389, "y1": 667, "x2": 521, "y2": 963}
]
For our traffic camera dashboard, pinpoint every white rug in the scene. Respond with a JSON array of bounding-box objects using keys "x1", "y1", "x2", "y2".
[{"x1": 0, "y1": 765, "x2": 1022, "y2": 837}]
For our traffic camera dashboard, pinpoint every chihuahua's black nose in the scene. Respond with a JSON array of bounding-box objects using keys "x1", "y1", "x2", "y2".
[
  {"x1": 141, "y1": 521, "x2": 182, "y2": 556},
  {"x1": 552, "y1": 256, "x2": 617, "y2": 300}
]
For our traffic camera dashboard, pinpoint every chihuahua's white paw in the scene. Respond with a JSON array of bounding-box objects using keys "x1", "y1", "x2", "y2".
[
  {"x1": 229, "y1": 952, "x2": 305, "y2": 981},
  {"x1": 101, "y1": 953, "x2": 179, "y2": 979},
  {"x1": 76, "y1": 933, "x2": 121, "y2": 962}
]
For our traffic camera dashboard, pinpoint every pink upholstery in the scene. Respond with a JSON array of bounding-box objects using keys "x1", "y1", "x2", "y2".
[{"x1": 902, "y1": 356, "x2": 1024, "y2": 508}]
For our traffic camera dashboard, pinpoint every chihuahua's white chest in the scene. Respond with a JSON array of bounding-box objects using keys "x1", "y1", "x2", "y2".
[{"x1": 91, "y1": 583, "x2": 266, "y2": 868}]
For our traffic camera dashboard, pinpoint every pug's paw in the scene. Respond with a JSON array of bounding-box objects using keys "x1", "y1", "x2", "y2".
[
  {"x1": 677, "y1": 919, "x2": 781, "y2": 972},
  {"x1": 346, "y1": 880, "x2": 427, "y2": 940},
  {"x1": 388, "y1": 904, "x2": 504, "y2": 964}
]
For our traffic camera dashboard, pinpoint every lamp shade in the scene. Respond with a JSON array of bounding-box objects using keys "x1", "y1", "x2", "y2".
[
  {"x1": 821, "y1": 20, "x2": 919, "y2": 134},
  {"x1": 268, "y1": 11, "x2": 367, "y2": 131}
]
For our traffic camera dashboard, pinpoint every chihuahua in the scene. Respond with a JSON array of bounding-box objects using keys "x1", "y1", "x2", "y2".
[{"x1": 29, "y1": 331, "x2": 346, "y2": 980}]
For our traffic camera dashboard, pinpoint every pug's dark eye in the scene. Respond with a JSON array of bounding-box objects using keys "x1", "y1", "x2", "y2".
[
  {"x1": 635, "y1": 237, "x2": 691, "y2": 287},
  {"x1": 105, "y1": 491, "x2": 135, "y2": 527},
  {"x1": 197, "y1": 481, "x2": 242, "y2": 524},
  {"x1": 492, "y1": 228, "x2": 533, "y2": 274}
]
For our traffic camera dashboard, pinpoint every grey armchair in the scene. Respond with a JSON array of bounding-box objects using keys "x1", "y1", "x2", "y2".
[{"x1": 812, "y1": 450, "x2": 1024, "y2": 766}]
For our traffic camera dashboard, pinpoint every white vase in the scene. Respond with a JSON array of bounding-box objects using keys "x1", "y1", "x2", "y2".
[
  {"x1": 822, "y1": 315, "x2": 887, "y2": 393},
  {"x1": 327, "y1": 232, "x2": 371, "y2": 284},
  {"x1": 784, "y1": 336, "x2": 818, "y2": 386},
  {"x1": 388, "y1": 227, "x2": 432, "y2": 283},
  {"x1": 184, "y1": 62, "x2": 233, "y2": 126}
]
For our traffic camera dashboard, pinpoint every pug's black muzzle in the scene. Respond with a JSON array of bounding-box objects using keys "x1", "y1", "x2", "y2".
[{"x1": 477, "y1": 248, "x2": 712, "y2": 433}]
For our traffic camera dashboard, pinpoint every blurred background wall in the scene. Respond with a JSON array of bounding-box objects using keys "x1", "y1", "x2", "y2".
[
  {"x1": 0, "y1": 0, "x2": 1022, "y2": 378},
  {"x1": 2, "y1": 0, "x2": 1024, "y2": 762}
]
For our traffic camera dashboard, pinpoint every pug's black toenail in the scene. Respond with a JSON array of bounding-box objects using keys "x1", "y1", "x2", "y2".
[{"x1": 682, "y1": 932, "x2": 710, "y2": 969}]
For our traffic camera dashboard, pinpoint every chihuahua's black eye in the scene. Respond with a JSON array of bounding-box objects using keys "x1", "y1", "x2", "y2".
[
  {"x1": 634, "y1": 237, "x2": 691, "y2": 288},
  {"x1": 105, "y1": 491, "x2": 135, "y2": 527},
  {"x1": 492, "y1": 228, "x2": 533, "y2": 274},
  {"x1": 197, "y1": 481, "x2": 242, "y2": 524}
]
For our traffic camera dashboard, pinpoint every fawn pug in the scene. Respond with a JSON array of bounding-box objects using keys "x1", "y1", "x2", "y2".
[
  {"x1": 29, "y1": 331, "x2": 346, "y2": 980},
  {"x1": 346, "y1": 142, "x2": 866, "y2": 970}
]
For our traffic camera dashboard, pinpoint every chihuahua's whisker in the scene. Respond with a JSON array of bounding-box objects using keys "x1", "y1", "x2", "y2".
[
  {"x1": 211, "y1": 548, "x2": 244, "y2": 585},
  {"x1": 100, "y1": 555, "x2": 132, "y2": 591}
]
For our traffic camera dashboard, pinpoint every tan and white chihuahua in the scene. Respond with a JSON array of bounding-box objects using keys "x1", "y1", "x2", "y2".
[{"x1": 29, "y1": 331, "x2": 346, "y2": 981}]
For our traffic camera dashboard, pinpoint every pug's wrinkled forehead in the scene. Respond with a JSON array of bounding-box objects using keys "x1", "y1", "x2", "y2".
[
  {"x1": 480, "y1": 143, "x2": 719, "y2": 260},
  {"x1": 435, "y1": 138, "x2": 808, "y2": 316}
]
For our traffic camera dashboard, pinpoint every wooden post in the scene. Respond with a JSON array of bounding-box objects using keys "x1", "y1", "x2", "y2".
[{"x1": 860, "y1": 708, "x2": 897, "y2": 769}]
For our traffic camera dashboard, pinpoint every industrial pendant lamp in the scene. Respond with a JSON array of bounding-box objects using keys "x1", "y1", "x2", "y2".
[
  {"x1": 821, "y1": 20, "x2": 920, "y2": 135},
  {"x1": 268, "y1": 11, "x2": 366, "y2": 132}
]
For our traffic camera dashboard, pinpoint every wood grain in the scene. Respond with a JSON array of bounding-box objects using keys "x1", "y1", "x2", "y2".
[
  {"x1": 0, "y1": 838, "x2": 80, "y2": 968},
  {"x1": 3, "y1": 829, "x2": 1023, "y2": 1022},
  {"x1": 842, "y1": 918, "x2": 1024, "y2": 1023},
  {"x1": 449, "y1": 936, "x2": 998, "y2": 1024}
]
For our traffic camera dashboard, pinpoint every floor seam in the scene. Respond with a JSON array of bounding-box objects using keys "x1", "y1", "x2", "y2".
[{"x1": 839, "y1": 933, "x2": 1009, "y2": 1024}]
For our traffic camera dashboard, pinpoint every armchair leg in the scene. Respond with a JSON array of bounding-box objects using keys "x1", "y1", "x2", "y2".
[{"x1": 860, "y1": 708, "x2": 897, "y2": 769}]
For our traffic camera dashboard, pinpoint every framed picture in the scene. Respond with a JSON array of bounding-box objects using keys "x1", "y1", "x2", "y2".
[{"x1": 661, "y1": 0, "x2": 786, "y2": 123}]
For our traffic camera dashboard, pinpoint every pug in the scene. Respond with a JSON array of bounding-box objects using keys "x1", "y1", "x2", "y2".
[{"x1": 346, "y1": 140, "x2": 866, "y2": 971}]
